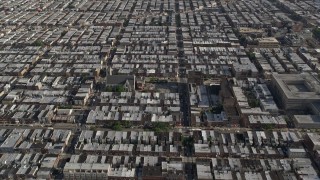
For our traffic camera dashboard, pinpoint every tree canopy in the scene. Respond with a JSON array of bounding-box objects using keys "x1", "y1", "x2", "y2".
[{"x1": 313, "y1": 28, "x2": 320, "y2": 40}]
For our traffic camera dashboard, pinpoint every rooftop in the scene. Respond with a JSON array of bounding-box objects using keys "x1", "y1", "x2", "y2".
[{"x1": 272, "y1": 73, "x2": 320, "y2": 100}]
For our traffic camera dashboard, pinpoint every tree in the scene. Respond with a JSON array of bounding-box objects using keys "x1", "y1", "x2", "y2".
[
  {"x1": 121, "y1": 121, "x2": 132, "y2": 128},
  {"x1": 289, "y1": 14, "x2": 302, "y2": 21},
  {"x1": 122, "y1": 19, "x2": 129, "y2": 27},
  {"x1": 313, "y1": 28, "x2": 320, "y2": 40},
  {"x1": 175, "y1": 14, "x2": 181, "y2": 27},
  {"x1": 115, "y1": 35, "x2": 122, "y2": 40},
  {"x1": 105, "y1": 85, "x2": 125, "y2": 92},
  {"x1": 239, "y1": 35, "x2": 247, "y2": 46},
  {"x1": 149, "y1": 77, "x2": 157, "y2": 82},
  {"x1": 67, "y1": 4, "x2": 75, "y2": 9},
  {"x1": 115, "y1": 85, "x2": 125, "y2": 92},
  {"x1": 182, "y1": 136, "x2": 194, "y2": 148},
  {"x1": 106, "y1": 86, "x2": 113, "y2": 92},
  {"x1": 32, "y1": 40, "x2": 44, "y2": 47},
  {"x1": 263, "y1": 124, "x2": 275, "y2": 131},
  {"x1": 208, "y1": 136, "x2": 213, "y2": 146},
  {"x1": 61, "y1": 30, "x2": 68, "y2": 37},
  {"x1": 211, "y1": 104, "x2": 223, "y2": 114},
  {"x1": 246, "y1": 51, "x2": 256, "y2": 61},
  {"x1": 112, "y1": 122, "x2": 123, "y2": 131},
  {"x1": 248, "y1": 99, "x2": 260, "y2": 108},
  {"x1": 99, "y1": 68, "x2": 106, "y2": 77},
  {"x1": 233, "y1": 28, "x2": 240, "y2": 36},
  {"x1": 90, "y1": 126, "x2": 97, "y2": 131},
  {"x1": 146, "y1": 122, "x2": 171, "y2": 133}
]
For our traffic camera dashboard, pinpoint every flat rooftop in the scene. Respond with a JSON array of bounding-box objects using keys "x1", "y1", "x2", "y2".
[
  {"x1": 258, "y1": 37, "x2": 279, "y2": 43},
  {"x1": 294, "y1": 115, "x2": 320, "y2": 125},
  {"x1": 272, "y1": 73, "x2": 320, "y2": 100}
]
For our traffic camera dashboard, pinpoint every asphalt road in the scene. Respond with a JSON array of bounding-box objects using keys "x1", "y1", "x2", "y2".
[
  {"x1": 0, "y1": 123, "x2": 299, "y2": 133},
  {"x1": 179, "y1": 83, "x2": 191, "y2": 126}
]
